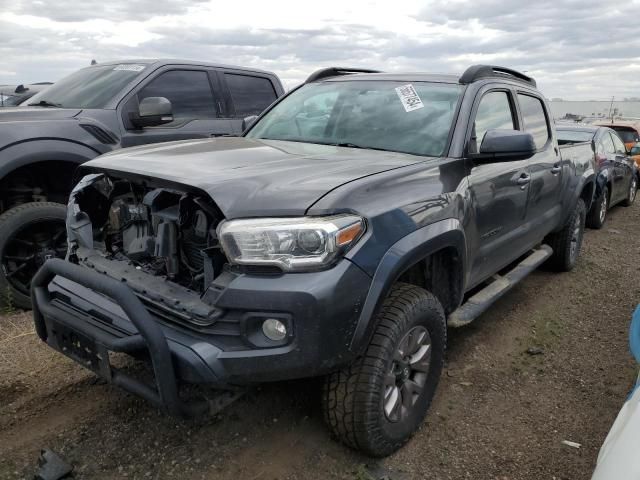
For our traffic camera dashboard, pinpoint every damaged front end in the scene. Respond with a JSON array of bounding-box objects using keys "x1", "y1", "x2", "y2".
[
  {"x1": 32, "y1": 171, "x2": 372, "y2": 416},
  {"x1": 66, "y1": 173, "x2": 227, "y2": 327}
]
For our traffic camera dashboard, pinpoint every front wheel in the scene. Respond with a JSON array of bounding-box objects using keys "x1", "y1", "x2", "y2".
[
  {"x1": 322, "y1": 283, "x2": 446, "y2": 457},
  {"x1": 0, "y1": 202, "x2": 67, "y2": 310},
  {"x1": 622, "y1": 175, "x2": 638, "y2": 207},
  {"x1": 545, "y1": 198, "x2": 586, "y2": 272}
]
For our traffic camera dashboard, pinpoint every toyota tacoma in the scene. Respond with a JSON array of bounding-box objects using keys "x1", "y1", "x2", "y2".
[{"x1": 32, "y1": 65, "x2": 595, "y2": 456}]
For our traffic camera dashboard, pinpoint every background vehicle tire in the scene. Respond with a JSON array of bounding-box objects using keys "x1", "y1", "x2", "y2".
[
  {"x1": 622, "y1": 176, "x2": 638, "y2": 207},
  {"x1": 0, "y1": 202, "x2": 67, "y2": 310},
  {"x1": 545, "y1": 198, "x2": 586, "y2": 272},
  {"x1": 322, "y1": 283, "x2": 446, "y2": 457},
  {"x1": 586, "y1": 186, "x2": 608, "y2": 229}
]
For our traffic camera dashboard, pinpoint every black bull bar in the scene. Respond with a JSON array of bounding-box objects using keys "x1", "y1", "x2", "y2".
[{"x1": 31, "y1": 258, "x2": 213, "y2": 417}]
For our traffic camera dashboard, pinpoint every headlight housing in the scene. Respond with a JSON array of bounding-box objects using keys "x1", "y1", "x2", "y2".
[{"x1": 217, "y1": 215, "x2": 365, "y2": 272}]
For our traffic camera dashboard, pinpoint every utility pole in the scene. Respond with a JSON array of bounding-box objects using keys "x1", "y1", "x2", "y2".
[{"x1": 609, "y1": 96, "x2": 615, "y2": 122}]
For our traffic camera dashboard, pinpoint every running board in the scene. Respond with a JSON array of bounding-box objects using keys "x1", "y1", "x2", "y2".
[{"x1": 448, "y1": 245, "x2": 553, "y2": 328}]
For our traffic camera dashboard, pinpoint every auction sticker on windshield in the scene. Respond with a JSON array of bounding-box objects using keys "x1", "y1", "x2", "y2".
[
  {"x1": 395, "y1": 84, "x2": 424, "y2": 112},
  {"x1": 113, "y1": 64, "x2": 146, "y2": 72}
]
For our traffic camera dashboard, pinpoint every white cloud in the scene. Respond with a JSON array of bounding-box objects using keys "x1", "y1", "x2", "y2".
[{"x1": 1, "y1": 0, "x2": 640, "y2": 98}]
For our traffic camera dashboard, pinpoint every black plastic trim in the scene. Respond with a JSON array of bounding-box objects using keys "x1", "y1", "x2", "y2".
[
  {"x1": 305, "y1": 67, "x2": 382, "y2": 83},
  {"x1": 31, "y1": 258, "x2": 209, "y2": 417},
  {"x1": 459, "y1": 65, "x2": 536, "y2": 87}
]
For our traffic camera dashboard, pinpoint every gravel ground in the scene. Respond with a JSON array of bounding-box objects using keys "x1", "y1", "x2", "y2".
[{"x1": 1, "y1": 201, "x2": 639, "y2": 480}]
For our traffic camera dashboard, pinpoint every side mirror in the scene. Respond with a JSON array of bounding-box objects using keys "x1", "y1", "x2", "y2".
[
  {"x1": 130, "y1": 97, "x2": 173, "y2": 128},
  {"x1": 242, "y1": 115, "x2": 258, "y2": 131},
  {"x1": 478, "y1": 129, "x2": 536, "y2": 160}
]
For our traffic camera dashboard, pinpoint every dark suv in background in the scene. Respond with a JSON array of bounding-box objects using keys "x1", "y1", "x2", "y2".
[
  {"x1": 557, "y1": 124, "x2": 638, "y2": 228},
  {"x1": 0, "y1": 83, "x2": 53, "y2": 107},
  {"x1": 0, "y1": 59, "x2": 284, "y2": 308}
]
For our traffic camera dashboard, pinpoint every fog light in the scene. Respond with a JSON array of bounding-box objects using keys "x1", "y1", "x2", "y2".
[{"x1": 262, "y1": 318, "x2": 287, "y2": 341}]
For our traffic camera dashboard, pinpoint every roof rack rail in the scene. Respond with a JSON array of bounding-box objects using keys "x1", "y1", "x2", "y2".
[
  {"x1": 305, "y1": 67, "x2": 382, "y2": 83},
  {"x1": 459, "y1": 65, "x2": 536, "y2": 87}
]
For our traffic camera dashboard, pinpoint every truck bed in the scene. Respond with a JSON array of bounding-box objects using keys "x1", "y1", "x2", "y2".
[{"x1": 559, "y1": 140, "x2": 594, "y2": 165}]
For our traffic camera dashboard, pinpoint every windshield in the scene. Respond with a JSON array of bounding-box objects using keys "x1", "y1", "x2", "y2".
[
  {"x1": 247, "y1": 80, "x2": 463, "y2": 157},
  {"x1": 0, "y1": 94, "x2": 18, "y2": 107},
  {"x1": 556, "y1": 130, "x2": 594, "y2": 143},
  {"x1": 26, "y1": 63, "x2": 148, "y2": 109},
  {"x1": 612, "y1": 128, "x2": 639, "y2": 144}
]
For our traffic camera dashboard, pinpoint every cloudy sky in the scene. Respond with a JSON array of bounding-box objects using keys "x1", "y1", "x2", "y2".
[{"x1": 1, "y1": 0, "x2": 638, "y2": 100}]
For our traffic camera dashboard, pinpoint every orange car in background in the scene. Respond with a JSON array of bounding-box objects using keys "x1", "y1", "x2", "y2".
[
  {"x1": 595, "y1": 121, "x2": 640, "y2": 152},
  {"x1": 629, "y1": 143, "x2": 640, "y2": 169}
]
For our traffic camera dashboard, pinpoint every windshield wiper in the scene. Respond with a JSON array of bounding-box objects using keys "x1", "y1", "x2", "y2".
[
  {"x1": 27, "y1": 100, "x2": 62, "y2": 107},
  {"x1": 260, "y1": 138, "x2": 396, "y2": 154},
  {"x1": 332, "y1": 142, "x2": 395, "y2": 153}
]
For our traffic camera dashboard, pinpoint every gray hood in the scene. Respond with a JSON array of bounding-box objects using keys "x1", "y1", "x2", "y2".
[{"x1": 83, "y1": 137, "x2": 426, "y2": 218}]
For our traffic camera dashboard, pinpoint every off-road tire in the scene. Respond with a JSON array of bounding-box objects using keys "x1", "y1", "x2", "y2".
[
  {"x1": 322, "y1": 283, "x2": 446, "y2": 457},
  {"x1": 0, "y1": 202, "x2": 67, "y2": 310},
  {"x1": 586, "y1": 185, "x2": 608, "y2": 229},
  {"x1": 545, "y1": 198, "x2": 586, "y2": 272},
  {"x1": 622, "y1": 175, "x2": 638, "y2": 207}
]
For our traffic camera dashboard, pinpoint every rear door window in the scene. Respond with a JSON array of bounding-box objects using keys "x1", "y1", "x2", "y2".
[
  {"x1": 610, "y1": 132, "x2": 627, "y2": 155},
  {"x1": 224, "y1": 73, "x2": 278, "y2": 118},
  {"x1": 517, "y1": 94, "x2": 550, "y2": 149},
  {"x1": 137, "y1": 70, "x2": 217, "y2": 123},
  {"x1": 472, "y1": 91, "x2": 515, "y2": 152},
  {"x1": 599, "y1": 132, "x2": 616, "y2": 155}
]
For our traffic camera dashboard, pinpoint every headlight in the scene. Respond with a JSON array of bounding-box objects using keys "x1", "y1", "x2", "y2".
[{"x1": 217, "y1": 215, "x2": 365, "y2": 272}]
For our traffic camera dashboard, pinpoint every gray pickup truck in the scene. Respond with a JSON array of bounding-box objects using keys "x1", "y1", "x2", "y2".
[
  {"x1": 0, "y1": 59, "x2": 284, "y2": 308},
  {"x1": 32, "y1": 65, "x2": 594, "y2": 456}
]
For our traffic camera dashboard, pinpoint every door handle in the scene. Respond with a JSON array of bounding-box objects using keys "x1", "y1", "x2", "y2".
[
  {"x1": 551, "y1": 164, "x2": 561, "y2": 174},
  {"x1": 516, "y1": 174, "x2": 531, "y2": 188}
]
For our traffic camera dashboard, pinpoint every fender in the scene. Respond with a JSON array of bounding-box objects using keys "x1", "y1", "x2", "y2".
[
  {"x1": 558, "y1": 168, "x2": 596, "y2": 228},
  {"x1": 594, "y1": 170, "x2": 611, "y2": 197},
  {"x1": 349, "y1": 218, "x2": 466, "y2": 352},
  {"x1": 0, "y1": 138, "x2": 101, "y2": 180}
]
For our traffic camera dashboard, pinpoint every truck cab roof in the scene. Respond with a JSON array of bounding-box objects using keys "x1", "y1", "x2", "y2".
[
  {"x1": 308, "y1": 64, "x2": 537, "y2": 88},
  {"x1": 89, "y1": 59, "x2": 277, "y2": 77}
]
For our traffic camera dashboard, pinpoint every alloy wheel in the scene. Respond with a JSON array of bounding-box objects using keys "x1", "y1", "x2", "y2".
[
  {"x1": 569, "y1": 212, "x2": 582, "y2": 262},
  {"x1": 383, "y1": 326, "x2": 432, "y2": 423},
  {"x1": 599, "y1": 195, "x2": 608, "y2": 224},
  {"x1": 1, "y1": 219, "x2": 67, "y2": 296}
]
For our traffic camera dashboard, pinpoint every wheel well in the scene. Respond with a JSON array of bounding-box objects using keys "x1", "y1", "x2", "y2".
[
  {"x1": 0, "y1": 161, "x2": 79, "y2": 213},
  {"x1": 397, "y1": 246, "x2": 463, "y2": 315}
]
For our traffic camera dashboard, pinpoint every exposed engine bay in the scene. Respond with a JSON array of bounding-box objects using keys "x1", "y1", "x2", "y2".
[{"x1": 66, "y1": 173, "x2": 228, "y2": 325}]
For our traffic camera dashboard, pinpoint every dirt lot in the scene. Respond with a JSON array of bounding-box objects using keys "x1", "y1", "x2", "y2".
[{"x1": 1, "y1": 202, "x2": 639, "y2": 480}]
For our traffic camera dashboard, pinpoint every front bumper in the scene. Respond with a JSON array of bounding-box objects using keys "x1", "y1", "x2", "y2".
[{"x1": 32, "y1": 258, "x2": 371, "y2": 416}]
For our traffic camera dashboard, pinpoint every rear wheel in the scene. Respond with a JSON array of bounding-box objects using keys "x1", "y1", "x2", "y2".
[
  {"x1": 545, "y1": 198, "x2": 586, "y2": 272},
  {"x1": 0, "y1": 202, "x2": 67, "y2": 310},
  {"x1": 586, "y1": 185, "x2": 608, "y2": 229},
  {"x1": 322, "y1": 283, "x2": 446, "y2": 457},
  {"x1": 622, "y1": 176, "x2": 638, "y2": 207}
]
